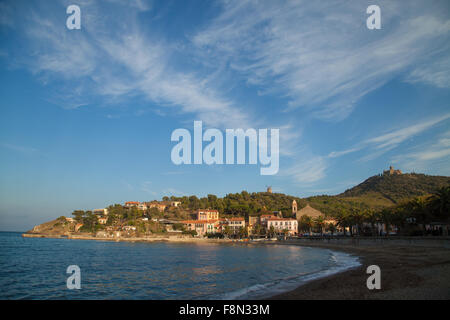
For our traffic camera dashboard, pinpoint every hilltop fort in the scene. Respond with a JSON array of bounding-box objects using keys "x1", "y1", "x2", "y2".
[{"x1": 383, "y1": 165, "x2": 402, "y2": 176}]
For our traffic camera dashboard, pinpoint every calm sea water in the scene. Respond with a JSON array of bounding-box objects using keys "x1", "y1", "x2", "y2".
[{"x1": 0, "y1": 232, "x2": 360, "y2": 299}]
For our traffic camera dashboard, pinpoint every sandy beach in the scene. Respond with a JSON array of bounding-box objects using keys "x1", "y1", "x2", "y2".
[{"x1": 268, "y1": 239, "x2": 450, "y2": 300}]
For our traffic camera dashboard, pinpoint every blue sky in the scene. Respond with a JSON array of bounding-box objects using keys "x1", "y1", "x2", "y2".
[{"x1": 1, "y1": 0, "x2": 449, "y2": 231}]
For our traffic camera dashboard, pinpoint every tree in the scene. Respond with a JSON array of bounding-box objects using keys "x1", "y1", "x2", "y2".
[
  {"x1": 298, "y1": 215, "x2": 313, "y2": 234},
  {"x1": 430, "y1": 186, "x2": 450, "y2": 220},
  {"x1": 253, "y1": 224, "x2": 263, "y2": 236},
  {"x1": 268, "y1": 225, "x2": 276, "y2": 238},
  {"x1": 172, "y1": 223, "x2": 185, "y2": 231},
  {"x1": 223, "y1": 226, "x2": 232, "y2": 238},
  {"x1": 410, "y1": 197, "x2": 429, "y2": 234},
  {"x1": 80, "y1": 211, "x2": 96, "y2": 233},
  {"x1": 313, "y1": 216, "x2": 325, "y2": 235},
  {"x1": 72, "y1": 210, "x2": 84, "y2": 223},
  {"x1": 238, "y1": 226, "x2": 248, "y2": 239},
  {"x1": 326, "y1": 223, "x2": 336, "y2": 235}
]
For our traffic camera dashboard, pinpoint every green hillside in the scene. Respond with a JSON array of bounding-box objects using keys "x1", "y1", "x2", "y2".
[
  {"x1": 302, "y1": 173, "x2": 450, "y2": 216},
  {"x1": 63, "y1": 172, "x2": 450, "y2": 222},
  {"x1": 339, "y1": 173, "x2": 450, "y2": 204},
  {"x1": 152, "y1": 173, "x2": 450, "y2": 218}
]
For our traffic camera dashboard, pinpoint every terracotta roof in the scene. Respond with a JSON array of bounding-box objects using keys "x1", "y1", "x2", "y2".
[
  {"x1": 297, "y1": 204, "x2": 324, "y2": 219},
  {"x1": 125, "y1": 201, "x2": 140, "y2": 205},
  {"x1": 182, "y1": 220, "x2": 218, "y2": 224},
  {"x1": 267, "y1": 218, "x2": 297, "y2": 221},
  {"x1": 197, "y1": 209, "x2": 219, "y2": 212}
]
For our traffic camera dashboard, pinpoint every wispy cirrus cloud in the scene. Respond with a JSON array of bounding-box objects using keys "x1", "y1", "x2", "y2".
[
  {"x1": 193, "y1": 0, "x2": 450, "y2": 120},
  {"x1": 329, "y1": 113, "x2": 450, "y2": 161},
  {"x1": 7, "y1": 0, "x2": 252, "y2": 128},
  {"x1": 392, "y1": 131, "x2": 450, "y2": 173},
  {"x1": 282, "y1": 156, "x2": 328, "y2": 184},
  {"x1": 3, "y1": 0, "x2": 450, "y2": 187},
  {"x1": 141, "y1": 181, "x2": 157, "y2": 196}
]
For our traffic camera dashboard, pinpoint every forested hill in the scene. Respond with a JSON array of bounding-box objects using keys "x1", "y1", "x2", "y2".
[
  {"x1": 338, "y1": 173, "x2": 450, "y2": 205},
  {"x1": 146, "y1": 173, "x2": 450, "y2": 218}
]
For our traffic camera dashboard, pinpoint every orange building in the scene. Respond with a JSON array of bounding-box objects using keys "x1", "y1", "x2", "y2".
[{"x1": 196, "y1": 209, "x2": 219, "y2": 221}]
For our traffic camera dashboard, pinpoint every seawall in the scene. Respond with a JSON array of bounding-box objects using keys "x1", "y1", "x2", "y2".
[{"x1": 282, "y1": 236, "x2": 450, "y2": 249}]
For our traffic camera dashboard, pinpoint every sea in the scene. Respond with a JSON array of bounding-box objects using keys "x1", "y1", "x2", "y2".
[{"x1": 0, "y1": 231, "x2": 360, "y2": 299}]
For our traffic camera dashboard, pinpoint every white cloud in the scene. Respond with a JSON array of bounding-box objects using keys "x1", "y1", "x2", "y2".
[
  {"x1": 328, "y1": 147, "x2": 361, "y2": 158},
  {"x1": 11, "y1": 1, "x2": 251, "y2": 128},
  {"x1": 193, "y1": 0, "x2": 450, "y2": 120},
  {"x1": 329, "y1": 113, "x2": 450, "y2": 161},
  {"x1": 367, "y1": 114, "x2": 450, "y2": 149},
  {"x1": 141, "y1": 181, "x2": 156, "y2": 195},
  {"x1": 406, "y1": 52, "x2": 450, "y2": 89},
  {"x1": 282, "y1": 156, "x2": 328, "y2": 183},
  {"x1": 392, "y1": 132, "x2": 450, "y2": 172}
]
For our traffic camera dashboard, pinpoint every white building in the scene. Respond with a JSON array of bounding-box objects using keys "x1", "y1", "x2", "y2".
[
  {"x1": 93, "y1": 208, "x2": 109, "y2": 215},
  {"x1": 267, "y1": 218, "x2": 298, "y2": 236}
]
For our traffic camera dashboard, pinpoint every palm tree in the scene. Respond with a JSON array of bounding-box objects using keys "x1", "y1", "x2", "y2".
[
  {"x1": 238, "y1": 226, "x2": 248, "y2": 239},
  {"x1": 326, "y1": 223, "x2": 336, "y2": 235},
  {"x1": 299, "y1": 215, "x2": 313, "y2": 235},
  {"x1": 314, "y1": 216, "x2": 325, "y2": 236},
  {"x1": 364, "y1": 209, "x2": 379, "y2": 236},
  {"x1": 379, "y1": 208, "x2": 393, "y2": 236},
  {"x1": 335, "y1": 211, "x2": 346, "y2": 236},
  {"x1": 410, "y1": 197, "x2": 429, "y2": 234},
  {"x1": 430, "y1": 186, "x2": 450, "y2": 220}
]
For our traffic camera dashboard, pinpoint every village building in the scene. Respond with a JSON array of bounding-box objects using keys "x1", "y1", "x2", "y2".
[
  {"x1": 124, "y1": 201, "x2": 179, "y2": 212},
  {"x1": 182, "y1": 220, "x2": 219, "y2": 236},
  {"x1": 197, "y1": 209, "x2": 219, "y2": 221},
  {"x1": 296, "y1": 204, "x2": 338, "y2": 229},
  {"x1": 222, "y1": 218, "x2": 246, "y2": 234},
  {"x1": 247, "y1": 216, "x2": 260, "y2": 234},
  {"x1": 171, "y1": 201, "x2": 182, "y2": 207},
  {"x1": 124, "y1": 201, "x2": 140, "y2": 208},
  {"x1": 145, "y1": 201, "x2": 170, "y2": 212},
  {"x1": 138, "y1": 203, "x2": 148, "y2": 211},
  {"x1": 93, "y1": 208, "x2": 109, "y2": 215},
  {"x1": 260, "y1": 214, "x2": 278, "y2": 229},
  {"x1": 97, "y1": 217, "x2": 108, "y2": 225},
  {"x1": 292, "y1": 200, "x2": 297, "y2": 215},
  {"x1": 267, "y1": 218, "x2": 298, "y2": 236}
]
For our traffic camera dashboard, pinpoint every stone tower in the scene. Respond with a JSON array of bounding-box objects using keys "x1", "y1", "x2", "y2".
[
  {"x1": 383, "y1": 165, "x2": 403, "y2": 176},
  {"x1": 267, "y1": 186, "x2": 272, "y2": 193},
  {"x1": 292, "y1": 200, "x2": 298, "y2": 217}
]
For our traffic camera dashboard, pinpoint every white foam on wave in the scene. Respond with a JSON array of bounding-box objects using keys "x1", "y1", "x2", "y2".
[{"x1": 214, "y1": 249, "x2": 361, "y2": 300}]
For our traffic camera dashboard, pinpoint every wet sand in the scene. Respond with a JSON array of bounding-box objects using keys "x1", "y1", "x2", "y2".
[{"x1": 268, "y1": 241, "x2": 450, "y2": 300}]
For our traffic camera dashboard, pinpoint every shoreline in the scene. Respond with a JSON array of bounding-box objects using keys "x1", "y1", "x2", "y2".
[
  {"x1": 21, "y1": 233, "x2": 450, "y2": 299},
  {"x1": 267, "y1": 239, "x2": 450, "y2": 300},
  {"x1": 22, "y1": 232, "x2": 235, "y2": 243}
]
